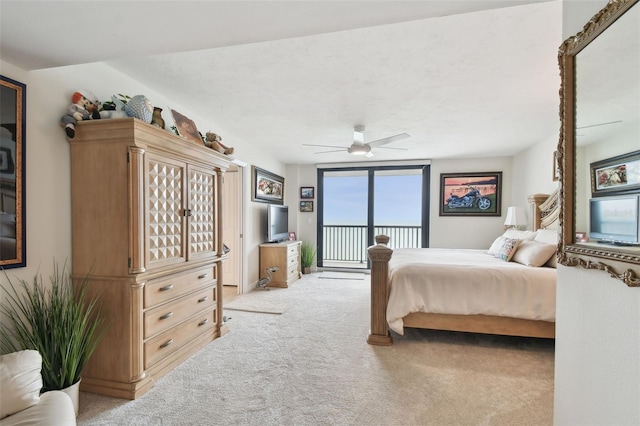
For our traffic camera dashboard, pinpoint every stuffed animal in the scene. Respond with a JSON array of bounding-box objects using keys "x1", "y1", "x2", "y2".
[
  {"x1": 60, "y1": 90, "x2": 100, "y2": 138},
  {"x1": 204, "y1": 132, "x2": 234, "y2": 155}
]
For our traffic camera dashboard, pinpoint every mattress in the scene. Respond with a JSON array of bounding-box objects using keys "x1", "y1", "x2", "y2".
[{"x1": 387, "y1": 248, "x2": 556, "y2": 334}]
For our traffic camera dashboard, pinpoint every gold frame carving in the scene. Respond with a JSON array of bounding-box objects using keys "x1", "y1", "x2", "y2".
[{"x1": 557, "y1": 0, "x2": 640, "y2": 287}]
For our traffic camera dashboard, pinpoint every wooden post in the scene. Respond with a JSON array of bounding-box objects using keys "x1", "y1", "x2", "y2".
[{"x1": 367, "y1": 235, "x2": 393, "y2": 346}]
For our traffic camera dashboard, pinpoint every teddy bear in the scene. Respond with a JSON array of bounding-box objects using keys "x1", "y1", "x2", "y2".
[
  {"x1": 60, "y1": 90, "x2": 100, "y2": 138},
  {"x1": 204, "y1": 132, "x2": 234, "y2": 155}
]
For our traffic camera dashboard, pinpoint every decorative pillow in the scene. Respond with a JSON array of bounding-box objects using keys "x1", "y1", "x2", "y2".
[
  {"x1": 487, "y1": 236, "x2": 505, "y2": 256},
  {"x1": 503, "y1": 229, "x2": 538, "y2": 241},
  {"x1": 0, "y1": 350, "x2": 43, "y2": 419},
  {"x1": 534, "y1": 228, "x2": 558, "y2": 267},
  {"x1": 495, "y1": 237, "x2": 522, "y2": 261},
  {"x1": 512, "y1": 240, "x2": 557, "y2": 267}
]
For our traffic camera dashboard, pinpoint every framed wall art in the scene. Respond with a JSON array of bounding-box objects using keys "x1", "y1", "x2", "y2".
[
  {"x1": 300, "y1": 186, "x2": 314, "y2": 199},
  {"x1": 0, "y1": 75, "x2": 26, "y2": 269},
  {"x1": 252, "y1": 166, "x2": 284, "y2": 204},
  {"x1": 170, "y1": 108, "x2": 204, "y2": 146},
  {"x1": 299, "y1": 201, "x2": 314, "y2": 212},
  {"x1": 590, "y1": 150, "x2": 640, "y2": 197},
  {"x1": 439, "y1": 172, "x2": 502, "y2": 216}
]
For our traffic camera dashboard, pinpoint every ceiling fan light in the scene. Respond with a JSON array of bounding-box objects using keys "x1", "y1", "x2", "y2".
[{"x1": 348, "y1": 144, "x2": 371, "y2": 155}]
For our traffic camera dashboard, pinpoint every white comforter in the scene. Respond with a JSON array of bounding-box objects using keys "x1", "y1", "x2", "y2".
[{"x1": 387, "y1": 248, "x2": 556, "y2": 334}]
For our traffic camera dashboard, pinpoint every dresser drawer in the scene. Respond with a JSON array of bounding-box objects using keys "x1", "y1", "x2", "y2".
[
  {"x1": 287, "y1": 264, "x2": 299, "y2": 280},
  {"x1": 286, "y1": 254, "x2": 298, "y2": 268},
  {"x1": 144, "y1": 308, "x2": 216, "y2": 368},
  {"x1": 145, "y1": 265, "x2": 215, "y2": 308},
  {"x1": 287, "y1": 244, "x2": 299, "y2": 257},
  {"x1": 144, "y1": 287, "x2": 215, "y2": 338}
]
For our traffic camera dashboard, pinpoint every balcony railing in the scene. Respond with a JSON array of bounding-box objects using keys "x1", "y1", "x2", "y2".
[{"x1": 322, "y1": 225, "x2": 422, "y2": 265}]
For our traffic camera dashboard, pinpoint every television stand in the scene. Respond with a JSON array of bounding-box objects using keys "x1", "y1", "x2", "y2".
[{"x1": 259, "y1": 241, "x2": 302, "y2": 287}]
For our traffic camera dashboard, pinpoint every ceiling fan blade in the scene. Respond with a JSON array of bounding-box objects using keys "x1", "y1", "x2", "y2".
[
  {"x1": 376, "y1": 146, "x2": 409, "y2": 151},
  {"x1": 314, "y1": 149, "x2": 345, "y2": 154},
  {"x1": 367, "y1": 133, "x2": 410, "y2": 148},
  {"x1": 303, "y1": 143, "x2": 348, "y2": 149}
]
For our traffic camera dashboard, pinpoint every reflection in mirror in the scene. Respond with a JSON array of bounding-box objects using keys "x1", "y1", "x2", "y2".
[
  {"x1": 558, "y1": 0, "x2": 639, "y2": 286},
  {"x1": 0, "y1": 75, "x2": 26, "y2": 269}
]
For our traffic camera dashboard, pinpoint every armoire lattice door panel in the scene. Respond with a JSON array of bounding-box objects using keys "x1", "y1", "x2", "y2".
[
  {"x1": 189, "y1": 167, "x2": 217, "y2": 256},
  {"x1": 147, "y1": 158, "x2": 185, "y2": 264}
]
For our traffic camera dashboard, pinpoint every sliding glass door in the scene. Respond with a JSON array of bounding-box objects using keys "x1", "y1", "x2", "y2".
[{"x1": 317, "y1": 165, "x2": 429, "y2": 269}]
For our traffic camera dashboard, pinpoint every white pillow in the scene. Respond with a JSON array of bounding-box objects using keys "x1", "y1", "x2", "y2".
[
  {"x1": 534, "y1": 228, "x2": 558, "y2": 245},
  {"x1": 0, "y1": 350, "x2": 43, "y2": 419},
  {"x1": 494, "y1": 237, "x2": 522, "y2": 261},
  {"x1": 512, "y1": 240, "x2": 557, "y2": 267},
  {"x1": 503, "y1": 229, "x2": 538, "y2": 241},
  {"x1": 487, "y1": 236, "x2": 505, "y2": 256}
]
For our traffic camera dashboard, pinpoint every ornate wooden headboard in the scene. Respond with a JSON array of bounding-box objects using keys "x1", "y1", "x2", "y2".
[{"x1": 528, "y1": 186, "x2": 560, "y2": 231}]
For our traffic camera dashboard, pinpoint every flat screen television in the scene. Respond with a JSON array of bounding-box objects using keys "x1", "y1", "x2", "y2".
[
  {"x1": 266, "y1": 204, "x2": 289, "y2": 243},
  {"x1": 589, "y1": 194, "x2": 640, "y2": 246}
]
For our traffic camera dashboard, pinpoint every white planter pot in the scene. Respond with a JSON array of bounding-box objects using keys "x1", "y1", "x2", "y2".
[{"x1": 61, "y1": 379, "x2": 81, "y2": 417}]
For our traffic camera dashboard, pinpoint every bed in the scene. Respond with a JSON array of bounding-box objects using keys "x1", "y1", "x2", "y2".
[{"x1": 367, "y1": 190, "x2": 559, "y2": 346}]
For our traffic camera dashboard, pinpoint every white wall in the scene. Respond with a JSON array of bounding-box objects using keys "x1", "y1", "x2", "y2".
[
  {"x1": 554, "y1": 1, "x2": 640, "y2": 424},
  {"x1": 0, "y1": 59, "x2": 284, "y2": 297},
  {"x1": 512, "y1": 132, "x2": 560, "y2": 211}
]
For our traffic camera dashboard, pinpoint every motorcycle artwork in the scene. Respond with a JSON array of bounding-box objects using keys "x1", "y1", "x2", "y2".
[{"x1": 445, "y1": 184, "x2": 492, "y2": 210}]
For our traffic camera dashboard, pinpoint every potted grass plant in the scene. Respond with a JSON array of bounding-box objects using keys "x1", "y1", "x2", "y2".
[
  {"x1": 0, "y1": 261, "x2": 107, "y2": 415},
  {"x1": 300, "y1": 242, "x2": 316, "y2": 274}
]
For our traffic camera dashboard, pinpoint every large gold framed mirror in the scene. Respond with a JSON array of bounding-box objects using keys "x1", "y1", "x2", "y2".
[
  {"x1": 558, "y1": 0, "x2": 639, "y2": 286},
  {"x1": 0, "y1": 75, "x2": 26, "y2": 269}
]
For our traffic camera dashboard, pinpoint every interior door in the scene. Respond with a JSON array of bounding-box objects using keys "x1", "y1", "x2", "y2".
[{"x1": 222, "y1": 166, "x2": 242, "y2": 289}]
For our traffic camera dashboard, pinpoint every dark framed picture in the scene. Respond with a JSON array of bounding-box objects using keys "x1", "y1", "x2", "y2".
[
  {"x1": 300, "y1": 186, "x2": 314, "y2": 199},
  {"x1": 553, "y1": 151, "x2": 560, "y2": 182},
  {"x1": 439, "y1": 172, "x2": 502, "y2": 216},
  {"x1": 251, "y1": 166, "x2": 284, "y2": 204},
  {"x1": 300, "y1": 201, "x2": 314, "y2": 212},
  {"x1": 0, "y1": 75, "x2": 26, "y2": 269},
  {"x1": 590, "y1": 150, "x2": 640, "y2": 197},
  {"x1": 170, "y1": 108, "x2": 204, "y2": 146}
]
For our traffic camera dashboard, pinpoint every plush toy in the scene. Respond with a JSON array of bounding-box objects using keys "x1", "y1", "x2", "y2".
[
  {"x1": 204, "y1": 132, "x2": 234, "y2": 155},
  {"x1": 60, "y1": 90, "x2": 100, "y2": 138}
]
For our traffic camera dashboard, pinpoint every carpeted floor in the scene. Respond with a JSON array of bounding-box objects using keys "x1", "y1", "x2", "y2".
[{"x1": 77, "y1": 273, "x2": 554, "y2": 426}]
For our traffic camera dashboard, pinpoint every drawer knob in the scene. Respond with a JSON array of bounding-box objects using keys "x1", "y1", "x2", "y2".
[
  {"x1": 159, "y1": 312, "x2": 173, "y2": 320},
  {"x1": 159, "y1": 284, "x2": 174, "y2": 292},
  {"x1": 198, "y1": 296, "x2": 208, "y2": 303},
  {"x1": 159, "y1": 339, "x2": 174, "y2": 349},
  {"x1": 198, "y1": 273, "x2": 209, "y2": 279},
  {"x1": 198, "y1": 319, "x2": 209, "y2": 327}
]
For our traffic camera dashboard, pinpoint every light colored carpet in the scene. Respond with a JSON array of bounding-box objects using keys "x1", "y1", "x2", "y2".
[
  {"x1": 77, "y1": 273, "x2": 554, "y2": 426},
  {"x1": 318, "y1": 271, "x2": 366, "y2": 280},
  {"x1": 223, "y1": 288, "x2": 288, "y2": 314}
]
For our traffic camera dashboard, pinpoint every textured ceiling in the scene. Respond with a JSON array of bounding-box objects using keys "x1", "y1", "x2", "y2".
[{"x1": 0, "y1": 0, "x2": 563, "y2": 165}]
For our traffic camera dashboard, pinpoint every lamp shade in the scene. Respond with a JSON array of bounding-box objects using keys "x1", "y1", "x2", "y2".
[{"x1": 504, "y1": 206, "x2": 527, "y2": 227}]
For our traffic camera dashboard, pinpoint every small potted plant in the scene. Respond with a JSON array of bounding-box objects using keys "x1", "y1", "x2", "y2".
[
  {"x1": 0, "y1": 261, "x2": 108, "y2": 415},
  {"x1": 300, "y1": 242, "x2": 316, "y2": 274}
]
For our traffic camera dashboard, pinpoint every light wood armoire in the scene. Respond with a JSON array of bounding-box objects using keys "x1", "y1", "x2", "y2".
[{"x1": 69, "y1": 118, "x2": 230, "y2": 399}]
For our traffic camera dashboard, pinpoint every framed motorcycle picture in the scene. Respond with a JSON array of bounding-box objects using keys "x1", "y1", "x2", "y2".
[{"x1": 439, "y1": 172, "x2": 502, "y2": 216}]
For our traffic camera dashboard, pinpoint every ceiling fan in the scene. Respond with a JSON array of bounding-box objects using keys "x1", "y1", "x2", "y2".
[{"x1": 303, "y1": 125, "x2": 409, "y2": 157}]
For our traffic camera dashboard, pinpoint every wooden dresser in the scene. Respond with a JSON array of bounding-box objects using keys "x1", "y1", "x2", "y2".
[
  {"x1": 69, "y1": 118, "x2": 230, "y2": 399},
  {"x1": 259, "y1": 241, "x2": 302, "y2": 287}
]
